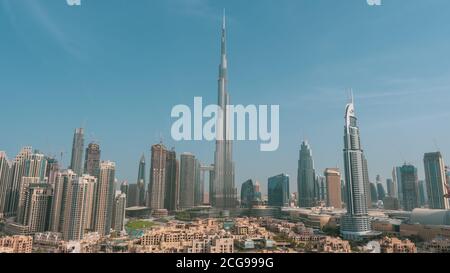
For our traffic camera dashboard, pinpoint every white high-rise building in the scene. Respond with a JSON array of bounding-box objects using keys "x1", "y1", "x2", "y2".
[{"x1": 341, "y1": 96, "x2": 372, "y2": 240}]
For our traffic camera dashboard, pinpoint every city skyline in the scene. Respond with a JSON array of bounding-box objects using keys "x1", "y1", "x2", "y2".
[{"x1": 2, "y1": 1, "x2": 450, "y2": 194}]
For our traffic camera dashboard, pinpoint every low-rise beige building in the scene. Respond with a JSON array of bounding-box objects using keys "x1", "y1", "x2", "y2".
[
  {"x1": 380, "y1": 237, "x2": 416, "y2": 253},
  {"x1": 0, "y1": 235, "x2": 33, "y2": 253}
]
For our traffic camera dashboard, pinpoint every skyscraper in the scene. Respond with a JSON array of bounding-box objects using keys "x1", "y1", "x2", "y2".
[
  {"x1": 316, "y1": 175, "x2": 326, "y2": 202},
  {"x1": 164, "y1": 149, "x2": 179, "y2": 211},
  {"x1": 212, "y1": 12, "x2": 236, "y2": 210},
  {"x1": 63, "y1": 175, "x2": 97, "y2": 241},
  {"x1": 400, "y1": 164, "x2": 419, "y2": 211},
  {"x1": 297, "y1": 141, "x2": 316, "y2": 208},
  {"x1": 418, "y1": 180, "x2": 427, "y2": 207},
  {"x1": 179, "y1": 153, "x2": 196, "y2": 209},
  {"x1": 241, "y1": 179, "x2": 255, "y2": 208},
  {"x1": 93, "y1": 161, "x2": 116, "y2": 236},
  {"x1": 386, "y1": 178, "x2": 395, "y2": 198},
  {"x1": 126, "y1": 183, "x2": 139, "y2": 208},
  {"x1": 325, "y1": 168, "x2": 342, "y2": 209},
  {"x1": 4, "y1": 147, "x2": 32, "y2": 217},
  {"x1": 393, "y1": 166, "x2": 403, "y2": 205},
  {"x1": 49, "y1": 169, "x2": 77, "y2": 232},
  {"x1": 148, "y1": 144, "x2": 167, "y2": 210},
  {"x1": 84, "y1": 142, "x2": 101, "y2": 178},
  {"x1": 0, "y1": 152, "x2": 10, "y2": 218},
  {"x1": 362, "y1": 155, "x2": 372, "y2": 208},
  {"x1": 424, "y1": 152, "x2": 450, "y2": 209},
  {"x1": 268, "y1": 174, "x2": 290, "y2": 207},
  {"x1": 194, "y1": 160, "x2": 203, "y2": 206},
  {"x1": 376, "y1": 175, "x2": 386, "y2": 201},
  {"x1": 112, "y1": 193, "x2": 126, "y2": 232},
  {"x1": 137, "y1": 154, "x2": 146, "y2": 206},
  {"x1": 19, "y1": 183, "x2": 53, "y2": 233},
  {"x1": 70, "y1": 128, "x2": 85, "y2": 176},
  {"x1": 370, "y1": 183, "x2": 378, "y2": 203},
  {"x1": 341, "y1": 97, "x2": 372, "y2": 240}
]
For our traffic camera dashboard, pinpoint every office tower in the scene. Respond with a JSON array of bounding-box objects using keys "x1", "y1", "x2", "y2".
[
  {"x1": 45, "y1": 157, "x2": 60, "y2": 185},
  {"x1": 15, "y1": 152, "x2": 48, "y2": 220},
  {"x1": 137, "y1": 154, "x2": 146, "y2": 207},
  {"x1": 49, "y1": 170, "x2": 77, "y2": 232},
  {"x1": 400, "y1": 164, "x2": 419, "y2": 211},
  {"x1": 0, "y1": 152, "x2": 11, "y2": 217},
  {"x1": 84, "y1": 142, "x2": 101, "y2": 178},
  {"x1": 341, "y1": 97, "x2": 372, "y2": 240},
  {"x1": 179, "y1": 153, "x2": 196, "y2": 209},
  {"x1": 297, "y1": 141, "x2": 316, "y2": 207},
  {"x1": 212, "y1": 12, "x2": 236, "y2": 210},
  {"x1": 370, "y1": 183, "x2": 378, "y2": 203},
  {"x1": 362, "y1": 155, "x2": 372, "y2": 208},
  {"x1": 325, "y1": 168, "x2": 342, "y2": 209},
  {"x1": 164, "y1": 149, "x2": 179, "y2": 211},
  {"x1": 4, "y1": 147, "x2": 32, "y2": 217},
  {"x1": 341, "y1": 180, "x2": 347, "y2": 208},
  {"x1": 393, "y1": 167, "x2": 402, "y2": 205},
  {"x1": 127, "y1": 184, "x2": 138, "y2": 207},
  {"x1": 70, "y1": 128, "x2": 85, "y2": 176},
  {"x1": 268, "y1": 174, "x2": 290, "y2": 207},
  {"x1": 148, "y1": 143, "x2": 168, "y2": 210},
  {"x1": 112, "y1": 193, "x2": 126, "y2": 232},
  {"x1": 424, "y1": 152, "x2": 450, "y2": 209},
  {"x1": 17, "y1": 177, "x2": 41, "y2": 224},
  {"x1": 93, "y1": 161, "x2": 116, "y2": 236},
  {"x1": 194, "y1": 160, "x2": 203, "y2": 206},
  {"x1": 19, "y1": 183, "x2": 53, "y2": 233},
  {"x1": 386, "y1": 178, "x2": 395, "y2": 197},
  {"x1": 63, "y1": 175, "x2": 96, "y2": 241},
  {"x1": 418, "y1": 180, "x2": 427, "y2": 207},
  {"x1": 241, "y1": 179, "x2": 255, "y2": 208},
  {"x1": 376, "y1": 175, "x2": 386, "y2": 201}
]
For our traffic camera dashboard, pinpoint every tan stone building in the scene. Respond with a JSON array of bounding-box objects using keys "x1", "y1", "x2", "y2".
[
  {"x1": 324, "y1": 168, "x2": 342, "y2": 209},
  {"x1": 380, "y1": 237, "x2": 417, "y2": 253},
  {"x1": 0, "y1": 236, "x2": 33, "y2": 253}
]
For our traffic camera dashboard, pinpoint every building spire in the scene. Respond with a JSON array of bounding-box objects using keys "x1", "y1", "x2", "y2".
[{"x1": 223, "y1": 8, "x2": 226, "y2": 30}]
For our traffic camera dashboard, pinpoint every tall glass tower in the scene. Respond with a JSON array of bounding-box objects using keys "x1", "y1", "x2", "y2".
[
  {"x1": 297, "y1": 141, "x2": 316, "y2": 207},
  {"x1": 213, "y1": 11, "x2": 236, "y2": 209},
  {"x1": 341, "y1": 97, "x2": 372, "y2": 240},
  {"x1": 70, "y1": 128, "x2": 84, "y2": 176}
]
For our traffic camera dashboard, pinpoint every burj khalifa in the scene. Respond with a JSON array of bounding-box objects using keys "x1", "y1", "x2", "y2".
[{"x1": 212, "y1": 11, "x2": 237, "y2": 209}]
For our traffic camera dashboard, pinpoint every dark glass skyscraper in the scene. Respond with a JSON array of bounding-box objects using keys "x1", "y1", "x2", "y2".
[
  {"x1": 240, "y1": 179, "x2": 255, "y2": 208},
  {"x1": 424, "y1": 152, "x2": 449, "y2": 209},
  {"x1": 341, "y1": 97, "x2": 372, "y2": 240},
  {"x1": 137, "y1": 154, "x2": 146, "y2": 206},
  {"x1": 268, "y1": 174, "x2": 290, "y2": 207},
  {"x1": 400, "y1": 164, "x2": 419, "y2": 211},
  {"x1": 70, "y1": 128, "x2": 84, "y2": 176},
  {"x1": 297, "y1": 141, "x2": 315, "y2": 207},
  {"x1": 179, "y1": 153, "x2": 196, "y2": 209},
  {"x1": 164, "y1": 149, "x2": 179, "y2": 211}
]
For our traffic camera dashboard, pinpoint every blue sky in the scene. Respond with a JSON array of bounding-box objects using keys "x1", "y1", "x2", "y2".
[{"x1": 1, "y1": 0, "x2": 450, "y2": 194}]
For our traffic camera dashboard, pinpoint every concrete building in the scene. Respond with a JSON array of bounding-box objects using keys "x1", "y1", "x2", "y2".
[
  {"x1": 112, "y1": 193, "x2": 126, "y2": 232},
  {"x1": 0, "y1": 152, "x2": 11, "y2": 218},
  {"x1": 137, "y1": 154, "x2": 146, "y2": 206},
  {"x1": 148, "y1": 144, "x2": 167, "y2": 210},
  {"x1": 93, "y1": 161, "x2": 116, "y2": 236},
  {"x1": 324, "y1": 168, "x2": 342, "y2": 209},
  {"x1": 380, "y1": 237, "x2": 416, "y2": 253},
  {"x1": 0, "y1": 235, "x2": 33, "y2": 253},
  {"x1": 49, "y1": 170, "x2": 77, "y2": 232}
]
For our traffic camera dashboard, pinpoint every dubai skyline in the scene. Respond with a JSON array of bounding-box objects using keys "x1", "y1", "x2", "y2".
[{"x1": 2, "y1": 0, "x2": 450, "y2": 194}]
